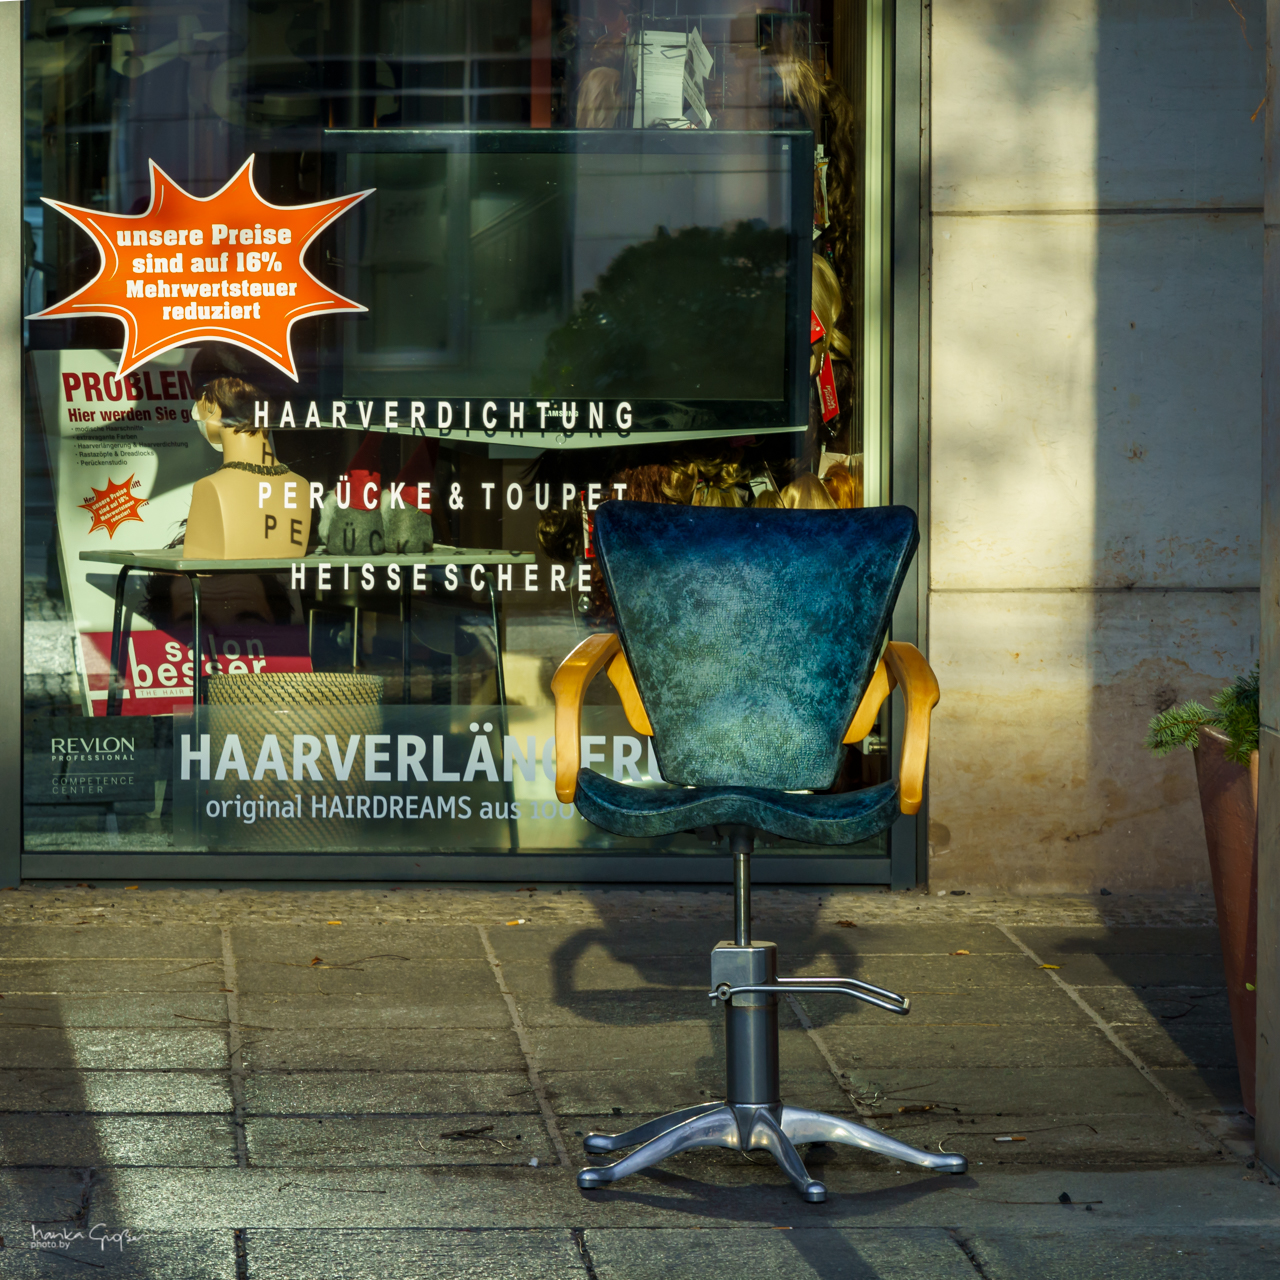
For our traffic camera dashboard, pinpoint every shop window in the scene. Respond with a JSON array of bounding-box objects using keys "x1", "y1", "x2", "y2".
[{"x1": 22, "y1": 2, "x2": 888, "y2": 864}]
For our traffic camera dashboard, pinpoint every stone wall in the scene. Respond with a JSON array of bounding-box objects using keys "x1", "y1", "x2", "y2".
[{"x1": 926, "y1": 1, "x2": 1264, "y2": 891}]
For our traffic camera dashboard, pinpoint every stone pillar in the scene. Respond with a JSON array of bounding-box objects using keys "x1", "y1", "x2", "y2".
[
  {"x1": 1257, "y1": 0, "x2": 1280, "y2": 1176},
  {"x1": 0, "y1": 2, "x2": 20, "y2": 889}
]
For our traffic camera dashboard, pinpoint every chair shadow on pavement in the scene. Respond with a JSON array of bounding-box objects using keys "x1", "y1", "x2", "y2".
[
  {"x1": 0, "y1": 953, "x2": 111, "y2": 1269},
  {"x1": 1, "y1": 921, "x2": 240, "y2": 1275}
]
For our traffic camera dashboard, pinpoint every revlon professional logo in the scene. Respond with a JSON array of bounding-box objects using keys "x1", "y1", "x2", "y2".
[{"x1": 29, "y1": 157, "x2": 372, "y2": 380}]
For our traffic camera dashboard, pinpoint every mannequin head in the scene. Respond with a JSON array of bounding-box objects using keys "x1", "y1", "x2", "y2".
[{"x1": 193, "y1": 377, "x2": 263, "y2": 451}]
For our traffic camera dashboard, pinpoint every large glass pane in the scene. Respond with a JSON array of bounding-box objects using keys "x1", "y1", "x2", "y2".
[{"x1": 23, "y1": 1, "x2": 884, "y2": 865}]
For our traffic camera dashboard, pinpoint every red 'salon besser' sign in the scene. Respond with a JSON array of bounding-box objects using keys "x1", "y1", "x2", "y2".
[
  {"x1": 30, "y1": 157, "x2": 371, "y2": 380},
  {"x1": 82, "y1": 628, "x2": 313, "y2": 717}
]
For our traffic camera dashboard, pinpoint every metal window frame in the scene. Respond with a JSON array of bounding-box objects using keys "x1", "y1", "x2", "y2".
[
  {"x1": 2, "y1": 3, "x2": 930, "y2": 889},
  {"x1": 1, "y1": 3, "x2": 21, "y2": 889}
]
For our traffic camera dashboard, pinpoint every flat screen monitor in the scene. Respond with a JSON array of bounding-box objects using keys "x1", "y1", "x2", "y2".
[{"x1": 325, "y1": 128, "x2": 812, "y2": 441}]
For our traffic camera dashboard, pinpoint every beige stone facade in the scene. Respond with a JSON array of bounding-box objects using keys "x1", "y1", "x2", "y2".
[{"x1": 926, "y1": 1, "x2": 1264, "y2": 892}]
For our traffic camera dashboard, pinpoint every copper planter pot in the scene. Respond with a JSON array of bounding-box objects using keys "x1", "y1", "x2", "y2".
[{"x1": 1192, "y1": 726, "x2": 1259, "y2": 1117}]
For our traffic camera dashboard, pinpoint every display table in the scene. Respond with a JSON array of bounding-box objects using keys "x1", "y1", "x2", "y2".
[{"x1": 80, "y1": 547, "x2": 536, "y2": 712}]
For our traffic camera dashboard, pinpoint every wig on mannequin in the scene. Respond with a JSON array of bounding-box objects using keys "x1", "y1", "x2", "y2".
[
  {"x1": 822, "y1": 459, "x2": 862, "y2": 509},
  {"x1": 781, "y1": 60, "x2": 860, "y2": 323},
  {"x1": 810, "y1": 255, "x2": 851, "y2": 376},
  {"x1": 663, "y1": 455, "x2": 750, "y2": 508},
  {"x1": 198, "y1": 377, "x2": 261, "y2": 431},
  {"x1": 781, "y1": 472, "x2": 836, "y2": 510},
  {"x1": 577, "y1": 66, "x2": 622, "y2": 127}
]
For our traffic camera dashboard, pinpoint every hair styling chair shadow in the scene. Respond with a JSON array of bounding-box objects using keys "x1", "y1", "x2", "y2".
[{"x1": 550, "y1": 500, "x2": 967, "y2": 1202}]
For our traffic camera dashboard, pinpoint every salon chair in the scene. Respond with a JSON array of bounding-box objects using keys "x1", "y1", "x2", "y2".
[{"x1": 551, "y1": 500, "x2": 966, "y2": 1201}]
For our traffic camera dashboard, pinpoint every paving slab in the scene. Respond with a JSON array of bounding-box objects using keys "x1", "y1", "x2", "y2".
[
  {"x1": 486, "y1": 922, "x2": 1022, "y2": 963},
  {"x1": 963, "y1": 1230, "x2": 1277, "y2": 1280},
  {"x1": 1014, "y1": 927, "x2": 1224, "y2": 957},
  {"x1": 1148, "y1": 1067, "x2": 1244, "y2": 1111},
  {"x1": 233, "y1": 958, "x2": 501, "y2": 999},
  {"x1": 242, "y1": 1227, "x2": 585, "y2": 1280},
  {"x1": 237, "y1": 994, "x2": 513, "y2": 1030},
  {"x1": 543, "y1": 1067, "x2": 847, "y2": 1116},
  {"x1": 0, "y1": 1027, "x2": 228, "y2": 1070},
  {"x1": 229, "y1": 923, "x2": 485, "y2": 961},
  {"x1": 0, "y1": 1114, "x2": 237, "y2": 1166},
  {"x1": 525, "y1": 1021, "x2": 719, "y2": 1072},
  {"x1": 506, "y1": 948, "x2": 1045, "y2": 1007},
  {"x1": 861, "y1": 1111, "x2": 1220, "y2": 1165},
  {"x1": 0, "y1": 958, "x2": 229, "y2": 993},
  {"x1": 831, "y1": 1066, "x2": 1169, "y2": 1117},
  {"x1": 0, "y1": 1069, "x2": 231, "y2": 1113},
  {"x1": 798, "y1": 986, "x2": 1091, "y2": 1029},
  {"x1": 240, "y1": 1027, "x2": 524, "y2": 1071},
  {"x1": 246, "y1": 1115, "x2": 552, "y2": 1167},
  {"x1": 0, "y1": 924, "x2": 223, "y2": 959},
  {"x1": 1019, "y1": 953, "x2": 1226, "y2": 989},
  {"x1": 526, "y1": 1022, "x2": 833, "y2": 1073},
  {"x1": 807, "y1": 953, "x2": 1053, "y2": 990},
  {"x1": 766, "y1": 921, "x2": 1022, "y2": 956},
  {"x1": 2, "y1": 1229, "x2": 237, "y2": 1278},
  {"x1": 583, "y1": 1226, "x2": 977, "y2": 1279},
  {"x1": 243, "y1": 1070, "x2": 539, "y2": 1116},
  {"x1": 515, "y1": 993, "x2": 719, "y2": 1029},
  {"x1": 0, "y1": 1167, "x2": 93, "y2": 1224},
  {"x1": 818, "y1": 1023, "x2": 1128, "y2": 1070},
  {"x1": 1106, "y1": 1022, "x2": 1239, "y2": 1070},
  {"x1": 0, "y1": 992, "x2": 230, "y2": 1027},
  {"x1": 487, "y1": 922, "x2": 732, "y2": 962},
  {"x1": 495, "y1": 956, "x2": 704, "y2": 1002},
  {"x1": 1084, "y1": 987, "x2": 1231, "y2": 1026}
]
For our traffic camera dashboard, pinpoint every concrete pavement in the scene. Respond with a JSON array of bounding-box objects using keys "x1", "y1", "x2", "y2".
[{"x1": 1, "y1": 882, "x2": 1274, "y2": 1277}]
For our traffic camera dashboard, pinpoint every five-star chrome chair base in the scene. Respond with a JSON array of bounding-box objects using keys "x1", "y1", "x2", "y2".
[
  {"x1": 576, "y1": 832, "x2": 968, "y2": 1201},
  {"x1": 578, "y1": 1100, "x2": 967, "y2": 1202}
]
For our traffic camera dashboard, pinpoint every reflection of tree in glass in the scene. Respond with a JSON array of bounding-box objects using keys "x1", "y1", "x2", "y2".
[{"x1": 535, "y1": 221, "x2": 787, "y2": 401}]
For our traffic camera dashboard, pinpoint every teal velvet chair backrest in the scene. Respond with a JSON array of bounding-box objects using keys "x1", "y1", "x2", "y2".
[{"x1": 592, "y1": 501, "x2": 919, "y2": 790}]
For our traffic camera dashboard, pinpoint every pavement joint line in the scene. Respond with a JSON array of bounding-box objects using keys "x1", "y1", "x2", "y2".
[
  {"x1": 782, "y1": 992, "x2": 879, "y2": 1121},
  {"x1": 477, "y1": 923, "x2": 571, "y2": 1170},
  {"x1": 219, "y1": 926, "x2": 249, "y2": 1168},
  {"x1": 995, "y1": 923, "x2": 1233, "y2": 1161},
  {"x1": 947, "y1": 1226, "x2": 994, "y2": 1278}
]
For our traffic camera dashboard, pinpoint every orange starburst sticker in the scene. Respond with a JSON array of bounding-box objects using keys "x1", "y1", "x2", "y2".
[
  {"x1": 29, "y1": 156, "x2": 372, "y2": 381},
  {"x1": 79, "y1": 474, "x2": 147, "y2": 539}
]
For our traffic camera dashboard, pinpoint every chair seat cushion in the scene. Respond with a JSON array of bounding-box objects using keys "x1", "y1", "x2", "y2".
[{"x1": 574, "y1": 769, "x2": 900, "y2": 845}]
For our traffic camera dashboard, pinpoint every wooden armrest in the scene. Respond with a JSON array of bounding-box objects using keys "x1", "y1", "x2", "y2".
[
  {"x1": 607, "y1": 652, "x2": 653, "y2": 736},
  {"x1": 884, "y1": 641, "x2": 940, "y2": 815},
  {"x1": 549, "y1": 632, "x2": 621, "y2": 803},
  {"x1": 843, "y1": 656, "x2": 896, "y2": 745}
]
